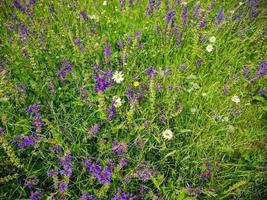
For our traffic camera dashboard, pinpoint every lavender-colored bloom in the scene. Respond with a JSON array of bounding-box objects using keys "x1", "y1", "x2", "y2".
[
  {"x1": 248, "y1": 0, "x2": 260, "y2": 18},
  {"x1": 29, "y1": 0, "x2": 37, "y2": 6},
  {"x1": 88, "y1": 123, "x2": 101, "y2": 137},
  {"x1": 80, "y1": 193, "x2": 94, "y2": 200},
  {"x1": 107, "y1": 101, "x2": 116, "y2": 121},
  {"x1": 199, "y1": 171, "x2": 211, "y2": 181},
  {"x1": 258, "y1": 88, "x2": 267, "y2": 96},
  {"x1": 73, "y1": 37, "x2": 81, "y2": 46},
  {"x1": 188, "y1": 186, "x2": 201, "y2": 198},
  {"x1": 118, "y1": 158, "x2": 128, "y2": 169},
  {"x1": 107, "y1": 159, "x2": 116, "y2": 171},
  {"x1": 47, "y1": 169, "x2": 59, "y2": 177},
  {"x1": 33, "y1": 114, "x2": 44, "y2": 130},
  {"x1": 196, "y1": 59, "x2": 202, "y2": 68},
  {"x1": 146, "y1": 0, "x2": 155, "y2": 16},
  {"x1": 14, "y1": 132, "x2": 39, "y2": 148},
  {"x1": 129, "y1": 0, "x2": 134, "y2": 7},
  {"x1": 49, "y1": 144, "x2": 62, "y2": 154},
  {"x1": 94, "y1": 74, "x2": 110, "y2": 92},
  {"x1": 165, "y1": 10, "x2": 175, "y2": 23},
  {"x1": 112, "y1": 188, "x2": 135, "y2": 200},
  {"x1": 156, "y1": 0, "x2": 162, "y2": 9},
  {"x1": 17, "y1": 83, "x2": 26, "y2": 92},
  {"x1": 80, "y1": 11, "x2": 88, "y2": 21},
  {"x1": 29, "y1": 190, "x2": 42, "y2": 200},
  {"x1": 57, "y1": 181, "x2": 68, "y2": 193},
  {"x1": 0, "y1": 127, "x2": 4, "y2": 136},
  {"x1": 199, "y1": 20, "x2": 206, "y2": 28},
  {"x1": 58, "y1": 154, "x2": 72, "y2": 168},
  {"x1": 60, "y1": 165, "x2": 73, "y2": 177},
  {"x1": 25, "y1": 178, "x2": 39, "y2": 188},
  {"x1": 242, "y1": 66, "x2": 250, "y2": 78},
  {"x1": 182, "y1": 4, "x2": 188, "y2": 25},
  {"x1": 156, "y1": 83, "x2": 163, "y2": 91},
  {"x1": 111, "y1": 141, "x2": 128, "y2": 155},
  {"x1": 163, "y1": 68, "x2": 172, "y2": 76},
  {"x1": 117, "y1": 40, "x2": 124, "y2": 48},
  {"x1": 13, "y1": 0, "x2": 23, "y2": 11},
  {"x1": 96, "y1": 167, "x2": 111, "y2": 184},
  {"x1": 83, "y1": 158, "x2": 102, "y2": 175},
  {"x1": 135, "y1": 31, "x2": 141, "y2": 40},
  {"x1": 250, "y1": 60, "x2": 267, "y2": 82},
  {"x1": 93, "y1": 64, "x2": 100, "y2": 72},
  {"x1": 192, "y1": 4, "x2": 200, "y2": 18},
  {"x1": 205, "y1": 162, "x2": 212, "y2": 170},
  {"x1": 57, "y1": 59, "x2": 74, "y2": 80},
  {"x1": 134, "y1": 161, "x2": 157, "y2": 180},
  {"x1": 79, "y1": 86, "x2": 88, "y2": 100},
  {"x1": 177, "y1": 0, "x2": 182, "y2": 6},
  {"x1": 179, "y1": 64, "x2": 186, "y2": 72},
  {"x1": 208, "y1": 0, "x2": 215, "y2": 10},
  {"x1": 26, "y1": 103, "x2": 40, "y2": 115},
  {"x1": 103, "y1": 42, "x2": 112, "y2": 64},
  {"x1": 146, "y1": 66, "x2": 158, "y2": 79},
  {"x1": 216, "y1": 8, "x2": 224, "y2": 23}
]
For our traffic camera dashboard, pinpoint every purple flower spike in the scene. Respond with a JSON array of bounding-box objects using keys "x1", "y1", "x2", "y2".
[
  {"x1": 80, "y1": 11, "x2": 88, "y2": 21},
  {"x1": 80, "y1": 193, "x2": 94, "y2": 200},
  {"x1": 258, "y1": 88, "x2": 267, "y2": 96},
  {"x1": 182, "y1": 4, "x2": 188, "y2": 25},
  {"x1": 25, "y1": 178, "x2": 39, "y2": 188},
  {"x1": 146, "y1": 66, "x2": 158, "y2": 79},
  {"x1": 26, "y1": 103, "x2": 40, "y2": 115},
  {"x1": 111, "y1": 140, "x2": 128, "y2": 155},
  {"x1": 165, "y1": 10, "x2": 175, "y2": 23},
  {"x1": 103, "y1": 42, "x2": 112, "y2": 64},
  {"x1": 29, "y1": 190, "x2": 42, "y2": 200},
  {"x1": 216, "y1": 8, "x2": 224, "y2": 23},
  {"x1": 96, "y1": 167, "x2": 111, "y2": 184},
  {"x1": 57, "y1": 181, "x2": 68, "y2": 193}
]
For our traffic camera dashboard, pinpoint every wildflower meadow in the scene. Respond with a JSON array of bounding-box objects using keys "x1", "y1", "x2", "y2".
[{"x1": 0, "y1": 0, "x2": 267, "y2": 199}]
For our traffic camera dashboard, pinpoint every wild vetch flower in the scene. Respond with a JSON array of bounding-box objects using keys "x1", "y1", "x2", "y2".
[
  {"x1": 80, "y1": 11, "x2": 88, "y2": 21},
  {"x1": 192, "y1": 4, "x2": 200, "y2": 18},
  {"x1": 58, "y1": 154, "x2": 72, "y2": 168},
  {"x1": 112, "y1": 71, "x2": 124, "y2": 83},
  {"x1": 206, "y1": 44, "x2": 214, "y2": 52},
  {"x1": 208, "y1": 0, "x2": 215, "y2": 10},
  {"x1": 165, "y1": 10, "x2": 175, "y2": 23},
  {"x1": 134, "y1": 161, "x2": 157, "y2": 180},
  {"x1": 162, "y1": 129, "x2": 173, "y2": 140},
  {"x1": 0, "y1": 127, "x2": 4, "y2": 136},
  {"x1": 199, "y1": 171, "x2": 211, "y2": 181},
  {"x1": 25, "y1": 178, "x2": 39, "y2": 188},
  {"x1": 118, "y1": 158, "x2": 128, "y2": 169},
  {"x1": 13, "y1": 132, "x2": 40, "y2": 148},
  {"x1": 146, "y1": 66, "x2": 158, "y2": 79},
  {"x1": 73, "y1": 37, "x2": 81, "y2": 46},
  {"x1": 146, "y1": 0, "x2": 155, "y2": 16},
  {"x1": 79, "y1": 86, "x2": 88, "y2": 100},
  {"x1": 120, "y1": 0, "x2": 126, "y2": 10},
  {"x1": 182, "y1": 4, "x2": 188, "y2": 25},
  {"x1": 96, "y1": 167, "x2": 111, "y2": 184},
  {"x1": 29, "y1": 190, "x2": 42, "y2": 200},
  {"x1": 103, "y1": 42, "x2": 112, "y2": 64},
  {"x1": 27, "y1": 103, "x2": 40, "y2": 115},
  {"x1": 258, "y1": 89, "x2": 267, "y2": 96},
  {"x1": 80, "y1": 193, "x2": 94, "y2": 200},
  {"x1": 13, "y1": 0, "x2": 24, "y2": 11},
  {"x1": 242, "y1": 66, "x2": 250, "y2": 78},
  {"x1": 47, "y1": 169, "x2": 59, "y2": 177},
  {"x1": 33, "y1": 114, "x2": 44, "y2": 130},
  {"x1": 111, "y1": 140, "x2": 128, "y2": 155},
  {"x1": 57, "y1": 181, "x2": 68, "y2": 193},
  {"x1": 83, "y1": 158, "x2": 102, "y2": 175},
  {"x1": 57, "y1": 59, "x2": 74, "y2": 80},
  {"x1": 49, "y1": 144, "x2": 62, "y2": 154},
  {"x1": 93, "y1": 64, "x2": 100, "y2": 72},
  {"x1": 216, "y1": 8, "x2": 224, "y2": 23},
  {"x1": 129, "y1": 0, "x2": 134, "y2": 7},
  {"x1": 88, "y1": 123, "x2": 101, "y2": 138},
  {"x1": 60, "y1": 165, "x2": 73, "y2": 177},
  {"x1": 199, "y1": 20, "x2": 206, "y2": 28},
  {"x1": 179, "y1": 64, "x2": 187, "y2": 72},
  {"x1": 112, "y1": 188, "x2": 135, "y2": 200},
  {"x1": 94, "y1": 73, "x2": 111, "y2": 92},
  {"x1": 17, "y1": 83, "x2": 26, "y2": 92},
  {"x1": 250, "y1": 60, "x2": 267, "y2": 82},
  {"x1": 209, "y1": 36, "x2": 216, "y2": 43},
  {"x1": 196, "y1": 59, "x2": 202, "y2": 68},
  {"x1": 107, "y1": 101, "x2": 116, "y2": 121},
  {"x1": 231, "y1": 95, "x2": 240, "y2": 104},
  {"x1": 188, "y1": 186, "x2": 201, "y2": 198}
]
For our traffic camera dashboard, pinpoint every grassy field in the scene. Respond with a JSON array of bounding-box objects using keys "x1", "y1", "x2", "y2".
[{"x1": 0, "y1": 0, "x2": 266, "y2": 199}]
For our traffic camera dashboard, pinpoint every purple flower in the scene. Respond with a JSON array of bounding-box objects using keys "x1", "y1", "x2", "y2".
[
  {"x1": 58, "y1": 154, "x2": 72, "y2": 168},
  {"x1": 248, "y1": 0, "x2": 260, "y2": 18},
  {"x1": 47, "y1": 169, "x2": 59, "y2": 177},
  {"x1": 13, "y1": 132, "x2": 40, "y2": 148},
  {"x1": 156, "y1": 83, "x2": 163, "y2": 91},
  {"x1": 146, "y1": 0, "x2": 155, "y2": 16},
  {"x1": 182, "y1": 4, "x2": 188, "y2": 25},
  {"x1": 25, "y1": 178, "x2": 39, "y2": 188},
  {"x1": 96, "y1": 167, "x2": 111, "y2": 184},
  {"x1": 93, "y1": 64, "x2": 100, "y2": 72},
  {"x1": 79, "y1": 86, "x2": 88, "y2": 100},
  {"x1": 111, "y1": 141, "x2": 128, "y2": 155},
  {"x1": 250, "y1": 60, "x2": 267, "y2": 82},
  {"x1": 26, "y1": 103, "x2": 40, "y2": 115},
  {"x1": 216, "y1": 8, "x2": 224, "y2": 23},
  {"x1": 258, "y1": 88, "x2": 267, "y2": 96},
  {"x1": 129, "y1": 0, "x2": 134, "y2": 7},
  {"x1": 83, "y1": 158, "x2": 102, "y2": 175},
  {"x1": 32, "y1": 114, "x2": 44, "y2": 131},
  {"x1": 0, "y1": 127, "x2": 4, "y2": 136},
  {"x1": 112, "y1": 188, "x2": 135, "y2": 200},
  {"x1": 60, "y1": 165, "x2": 73, "y2": 177},
  {"x1": 199, "y1": 20, "x2": 206, "y2": 28},
  {"x1": 80, "y1": 193, "x2": 94, "y2": 200},
  {"x1": 146, "y1": 66, "x2": 158, "y2": 79},
  {"x1": 57, "y1": 181, "x2": 68, "y2": 193},
  {"x1": 199, "y1": 171, "x2": 211, "y2": 181},
  {"x1": 88, "y1": 123, "x2": 101, "y2": 137},
  {"x1": 196, "y1": 59, "x2": 202, "y2": 68},
  {"x1": 165, "y1": 10, "x2": 175, "y2": 23},
  {"x1": 80, "y1": 11, "x2": 88, "y2": 21},
  {"x1": 29, "y1": 190, "x2": 42, "y2": 200},
  {"x1": 120, "y1": 0, "x2": 126, "y2": 10},
  {"x1": 192, "y1": 4, "x2": 200, "y2": 18},
  {"x1": 242, "y1": 66, "x2": 250, "y2": 77},
  {"x1": 13, "y1": 0, "x2": 24, "y2": 11},
  {"x1": 117, "y1": 40, "x2": 124, "y2": 48},
  {"x1": 134, "y1": 161, "x2": 157, "y2": 180},
  {"x1": 107, "y1": 101, "x2": 116, "y2": 121},
  {"x1": 118, "y1": 158, "x2": 128, "y2": 169},
  {"x1": 17, "y1": 83, "x2": 26, "y2": 92},
  {"x1": 73, "y1": 37, "x2": 81, "y2": 46},
  {"x1": 103, "y1": 42, "x2": 112, "y2": 64},
  {"x1": 94, "y1": 74, "x2": 110, "y2": 92},
  {"x1": 57, "y1": 59, "x2": 74, "y2": 80},
  {"x1": 29, "y1": 0, "x2": 36, "y2": 6},
  {"x1": 179, "y1": 64, "x2": 187, "y2": 72},
  {"x1": 223, "y1": 85, "x2": 229, "y2": 95}
]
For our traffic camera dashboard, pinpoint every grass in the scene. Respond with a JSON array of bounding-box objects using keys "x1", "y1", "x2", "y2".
[{"x1": 0, "y1": 0, "x2": 266, "y2": 199}]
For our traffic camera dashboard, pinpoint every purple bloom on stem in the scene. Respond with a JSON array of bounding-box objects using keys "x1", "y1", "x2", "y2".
[
  {"x1": 111, "y1": 141, "x2": 128, "y2": 155},
  {"x1": 80, "y1": 193, "x2": 94, "y2": 200},
  {"x1": 17, "y1": 83, "x2": 26, "y2": 92},
  {"x1": 0, "y1": 127, "x2": 4, "y2": 136},
  {"x1": 14, "y1": 132, "x2": 39, "y2": 148},
  {"x1": 29, "y1": 190, "x2": 42, "y2": 200},
  {"x1": 118, "y1": 158, "x2": 128, "y2": 169},
  {"x1": 199, "y1": 20, "x2": 206, "y2": 28},
  {"x1": 146, "y1": 0, "x2": 155, "y2": 16},
  {"x1": 223, "y1": 85, "x2": 229, "y2": 95},
  {"x1": 57, "y1": 59, "x2": 74, "y2": 80},
  {"x1": 216, "y1": 8, "x2": 224, "y2": 23},
  {"x1": 93, "y1": 64, "x2": 100, "y2": 72},
  {"x1": 83, "y1": 158, "x2": 102, "y2": 175},
  {"x1": 95, "y1": 74, "x2": 110, "y2": 92},
  {"x1": 250, "y1": 60, "x2": 267, "y2": 82},
  {"x1": 146, "y1": 66, "x2": 158, "y2": 79},
  {"x1": 26, "y1": 103, "x2": 40, "y2": 115},
  {"x1": 134, "y1": 161, "x2": 157, "y2": 180},
  {"x1": 33, "y1": 114, "x2": 44, "y2": 130},
  {"x1": 179, "y1": 64, "x2": 187, "y2": 72},
  {"x1": 57, "y1": 181, "x2": 68, "y2": 193},
  {"x1": 196, "y1": 59, "x2": 202, "y2": 68},
  {"x1": 25, "y1": 178, "x2": 39, "y2": 188},
  {"x1": 192, "y1": 4, "x2": 200, "y2": 18},
  {"x1": 47, "y1": 169, "x2": 59, "y2": 177},
  {"x1": 165, "y1": 10, "x2": 175, "y2": 22},
  {"x1": 120, "y1": 0, "x2": 126, "y2": 10},
  {"x1": 103, "y1": 42, "x2": 112, "y2": 64},
  {"x1": 199, "y1": 171, "x2": 211, "y2": 181},
  {"x1": 88, "y1": 123, "x2": 101, "y2": 137},
  {"x1": 242, "y1": 66, "x2": 250, "y2": 77},
  {"x1": 60, "y1": 165, "x2": 73, "y2": 177},
  {"x1": 29, "y1": 0, "x2": 36, "y2": 6},
  {"x1": 258, "y1": 88, "x2": 267, "y2": 96},
  {"x1": 80, "y1": 11, "x2": 88, "y2": 21},
  {"x1": 117, "y1": 40, "x2": 124, "y2": 48},
  {"x1": 13, "y1": 0, "x2": 24, "y2": 11},
  {"x1": 129, "y1": 0, "x2": 134, "y2": 7},
  {"x1": 73, "y1": 37, "x2": 81, "y2": 46},
  {"x1": 107, "y1": 101, "x2": 116, "y2": 121},
  {"x1": 96, "y1": 167, "x2": 111, "y2": 184},
  {"x1": 182, "y1": 4, "x2": 188, "y2": 25}
]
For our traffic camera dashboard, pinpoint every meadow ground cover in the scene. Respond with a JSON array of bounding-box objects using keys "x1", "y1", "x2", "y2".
[{"x1": 0, "y1": 0, "x2": 266, "y2": 199}]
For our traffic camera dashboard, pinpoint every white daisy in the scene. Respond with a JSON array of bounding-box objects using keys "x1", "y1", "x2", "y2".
[
  {"x1": 112, "y1": 96, "x2": 122, "y2": 108},
  {"x1": 112, "y1": 71, "x2": 124, "y2": 84},
  {"x1": 209, "y1": 36, "x2": 216, "y2": 43},
  {"x1": 206, "y1": 44, "x2": 214, "y2": 52},
  {"x1": 231, "y1": 95, "x2": 240, "y2": 104},
  {"x1": 162, "y1": 129, "x2": 173, "y2": 140}
]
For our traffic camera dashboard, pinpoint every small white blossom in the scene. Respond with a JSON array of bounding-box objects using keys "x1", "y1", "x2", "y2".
[
  {"x1": 209, "y1": 36, "x2": 216, "y2": 43},
  {"x1": 206, "y1": 44, "x2": 214, "y2": 52},
  {"x1": 231, "y1": 95, "x2": 240, "y2": 104},
  {"x1": 112, "y1": 96, "x2": 122, "y2": 108},
  {"x1": 112, "y1": 71, "x2": 124, "y2": 84},
  {"x1": 103, "y1": 0, "x2": 107, "y2": 6},
  {"x1": 162, "y1": 129, "x2": 173, "y2": 140},
  {"x1": 202, "y1": 93, "x2": 207, "y2": 97}
]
